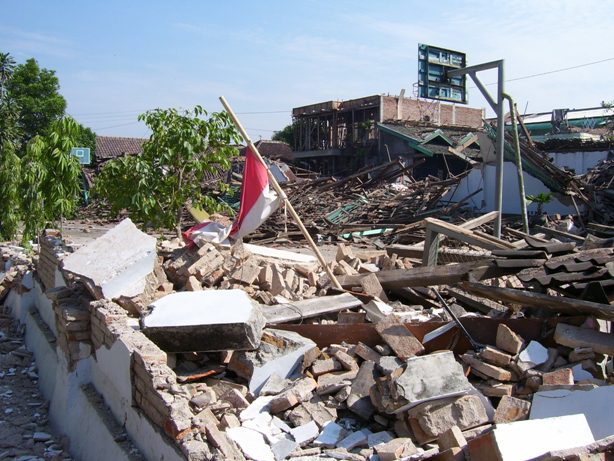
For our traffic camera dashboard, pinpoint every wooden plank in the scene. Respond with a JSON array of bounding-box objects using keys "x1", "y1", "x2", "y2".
[
  {"x1": 554, "y1": 323, "x2": 614, "y2": 355},
  {"x1": 460, "y1": 281, "x2": 614, "y2": 320},
  {"x1": 424, "y1": 218, "x2": 514, "y2": 251},
  {"x1": 391, "y1": 287, "x2": 441, "y2": 310},
  {"x1": 337, "y1": 259, "x2": 495, "y2": 289},
  {"x1": 534, "y1": 225, "x2": 585, "y2": 244},
  {"x1": 505, "y1": 228, "x2": 549, "y2": 243},
  {"x1": 386, "y1": 246, "x2": 488, "y2": 262},
  {"x1": 494, "y1": 258, "x2": 546, "y2": 269},
  {"x1": 263, "y1": 292, "x2": 362, "y2": 324},
  {"x1": 491, "y1": 249, "x2": 548, "y2": 259},
  {"x1": 446, "y1": 287, "x2": 508, "y2": 318}
]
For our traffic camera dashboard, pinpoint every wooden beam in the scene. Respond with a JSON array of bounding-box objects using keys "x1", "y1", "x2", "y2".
[
  {"x1": 460, "y1": 281, "x2": 614, "y2": 320},
  {"x1": 534, "y1": 225, "x2": 585, "y2": 244},
  {"x1": 263, "y1": 292, "x2": 362, "y2": 324},
  {"x1": 337, "y1": 259, "x2": 495, "y2": 289},
  {"x1": 447, "y1": 287, "x2": 508, "y2": 317}
]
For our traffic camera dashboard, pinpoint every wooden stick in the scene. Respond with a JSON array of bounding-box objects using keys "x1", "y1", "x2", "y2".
[{"x1": 219, "y1": 96, "x2": 343, "y2": 289}]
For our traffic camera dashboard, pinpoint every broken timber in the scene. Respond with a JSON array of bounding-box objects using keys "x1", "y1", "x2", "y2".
[
  {"x1": 263, "y1": 292, "x2": 362, "y2": 324},
  {"x1": 460, "y1": 281, "x2": 614, "y2": 320},
  {"x1": 337, "y1": 259, "x2": 510, "y2": 290},
  {"x1": 422, "y1": 217, "x2": 514, "y2": 266}
]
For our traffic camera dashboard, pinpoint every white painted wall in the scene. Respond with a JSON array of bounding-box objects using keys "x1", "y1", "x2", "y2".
[
  {"x1": 9, "y1": 279, "x2": 185, "y2": 461},
  {"x1": 447, "y1": 150, "x2": 610, "y2": 216}
]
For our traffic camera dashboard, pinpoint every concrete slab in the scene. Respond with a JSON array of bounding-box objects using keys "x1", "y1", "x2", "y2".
[
  {"x1": 229, "y1": 329, "x2": 316, "y2": 396},
  {"x1": 482, "y1": 414, "x2": 594, "y2": 461},
  {"x1": 313, "y1": 421, "x2": 346, "y2": 448},
  {"x1": 227, "y1": 426, "x2": 275, "y2": 461},
  {"x1": 61, "y1": 219, "x2": 157, "y2": 300},
  {"x1": 140, "y1": 290, "x2": 265, "y2": 352},
  {"x1": 393, "y1": 351, "x2": 473, "y2": 412},
  {"x1": 517, "y1": 340, "x2": 549, "y2": 371},
  {"x1": 531, "y1": 386, "x2": 614, "y2": 440}
]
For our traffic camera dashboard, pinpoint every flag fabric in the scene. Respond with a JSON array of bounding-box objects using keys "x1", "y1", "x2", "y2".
[
  {"x1": 229, "y1": 147, "x2": 280, "y2": 239},
  {"x1": 182, "y1": 147, "x2": 280, "y2": 247},
  {"x1": 182, "y1": 221, "x2": 231, "y2": 247}
]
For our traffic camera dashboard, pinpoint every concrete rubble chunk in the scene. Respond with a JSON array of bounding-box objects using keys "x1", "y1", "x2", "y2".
[
  {"x1": 373, "y1": 438, "x2": 418, "y2": 461},
  {"x1": 229, "y1": 329, "x2": 317, "y2": 396},
  {"x1": 496, "y1": 324, "x2": 524, "y2": 355},
  {"x1": 311, "y1": 358, "x2": 342, "y2": 376},
  {"x1": 271, "y1": 437, "x2": 298, "y2": 461},
  {"x1": 367, "y1": 431, "x2": 394, "y2": 448},
  {"x1": 493, "y1": 395, "x2": 531, "y2": 424},
  {"x1": 531, "y1": 386, "x2": 614, "y2": 440},
  {"x1": 375, "y1": 314, "x2": 425, "y2": 359},
  {"x1": 347, "y1": 360, "x2": 376, "y2": 420},
  {"x1": 61, "y1": 218, "x2": 157, "y2": 300},
  {"x1": 541, "y1": 368, "x2": 574, "y2": 387},
  {"x1": 479, "y1": 346, "x2": 512, "y2": 367},
  {"x1": 140, "y1": 290, "x2": 266, "y2": 352},
  {"x1": 227, "y1": 426, "x2": 275, "y2": 461},
  {"x1": 408, "y1": 394, "x2": 490, "y2": 443},
  {"x1": 437, "y1": 425, "x2": 467, "y2": 451},
  {"x1": 269, "y1": 377, "x2": 317, "y2": 413},
  {"x1": 313, "y1": 421, "x2": 346, "y2": 448},
  {"x1": 517, "y1": 340, "x2": 549, "y2": 371},
  {"x1": 461, "y1": 352, "x2": 513, "y2": 381},
  {"x1": 290, "y1": 420, "x2": 320, "y2": 446},
  {"x1": 468, "y1": 414, "x2": 594, "y2": 461},
  {"x1": 394, "y1": 351, "x2": 474, "y2": 411},
  {"x1": 337, "y1": 428, "x2": 372, "y2": 450}
]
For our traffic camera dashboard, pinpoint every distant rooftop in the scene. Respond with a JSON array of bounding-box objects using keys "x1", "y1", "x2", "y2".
[{"x1": 95, "y1": 136, "x2": 147, "y2": 162}]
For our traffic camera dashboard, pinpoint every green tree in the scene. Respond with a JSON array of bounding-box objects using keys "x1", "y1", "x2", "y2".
[
  {"x1": 20, "y1": 117, "x2": 83, "y2": 241},
  {"x1": 7, "y1": 57, "x2": 66, "y2": 143},
  {"x1": 96, "y1": 106, "x2": 241, "y2": 236},
  {"x1": 0, "y1": 52, "x2": 21, "y2": 240},
  {"x1": 272, "y1": 123, "x2": 295, "y2": 147}
]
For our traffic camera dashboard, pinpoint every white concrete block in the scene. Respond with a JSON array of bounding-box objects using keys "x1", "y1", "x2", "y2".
[
  {"x1": 240, "y1": 396, "x2": 275, "y2": 422},
  {"x1": 290, "y1": 420, "x2": 319, "y2": 446},
  {"x1": 141, "y1": 290, "x2": 266, "y2": 352},
  {"x1": 313, "y1": 421, "x2": 346, "y2": 448},
  {"x1": 227, "y1": 426, "x2": 275, "y2": 461},
  {"x1": 490, "y1": 414, "x2": 594, "y2": 461},
  {"x1": 571, "y1": 363, "x2": 594, "y2": 381},
  {"x1": 531, "y1": 386, "x2": 614, "y2": 440},
  {"x1": 367, "y1": 431, "x2": 394, "y2": 448},
  {"x1": 517, "y1": 340, "x2": 549, "y2": 371},
  {"x1": 229, "y1": 329, "x2": 316, "y2": 396},
  {"x1": 337, "y1": 428, "x2": 372, "y2": 450},
  {"x1": 62, "y1": 218, "x2": 157, "y2": 300}
]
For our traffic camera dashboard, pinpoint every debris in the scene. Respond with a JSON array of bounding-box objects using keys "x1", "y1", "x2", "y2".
[
  {"x1": 140, "y1": 290, "x2": 266, "y2": 352},
  {"x1": 61, "y1": 218, "x2": 157, "y2": 300}
]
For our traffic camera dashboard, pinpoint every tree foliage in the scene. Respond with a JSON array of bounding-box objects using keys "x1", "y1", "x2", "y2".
[
  {"x1": 6, "y1": 57, "x2": 66, "y2": 143},
  {"x1": 272, "y1": 123, "x2": 295, "y2": 147},
  {"x1": 20, "y1": 117, "x2": 83, "y2": 240},
  {"x1": 0, "y1": 52, "x2": 92, "y2": 242},
  {"x1": 96, "y1": 106, "x2": 241, "y2": 235}
]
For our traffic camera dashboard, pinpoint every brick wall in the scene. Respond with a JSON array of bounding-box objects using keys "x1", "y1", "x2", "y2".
[
  {"x1": 37, "y1": 230, "x2": 68, "y2": 291},
  {"x1": 381, "y1": 96, "x2": 483, "y2": 128},
  {"x1": 47, "y1": 285, "x2": 92, "y2": 369}
]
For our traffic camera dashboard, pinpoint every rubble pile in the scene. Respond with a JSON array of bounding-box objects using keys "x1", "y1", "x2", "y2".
[
  {"x1": 253, "y1": 160, "x2": 466, "y2": 242},
  {"x1": 2, "y1": 214, "x2": 614, "y2": 460},
  {"x1": 582, "y1": 159, "x2": 614, "y2": 225}
]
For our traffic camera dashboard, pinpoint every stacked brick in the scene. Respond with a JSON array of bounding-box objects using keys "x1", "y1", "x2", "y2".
[
  {"x1": 90, "y1": 299, "x2": 130, "y2": 351},
  {"x1": 48, "y1": 285, "x2": 93, "y2": 369},
  {"x1": 37, "y1": 230, "x2": 68, "y2": 291}
]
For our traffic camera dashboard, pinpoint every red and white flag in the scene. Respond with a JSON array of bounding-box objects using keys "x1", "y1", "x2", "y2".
[
  {"x1": 183, "y1": 147, "x2": 279, "y2": 246},
  {"x1": 230, "y1": 147, "x2": 280, "y2": 239}
]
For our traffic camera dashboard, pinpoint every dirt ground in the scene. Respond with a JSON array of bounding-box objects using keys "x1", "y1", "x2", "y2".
[{"x1": 0, "y1": 307, "x2": 71, "y2": 461}]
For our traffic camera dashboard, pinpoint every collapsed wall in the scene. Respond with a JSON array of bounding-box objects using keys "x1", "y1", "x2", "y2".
[{"x1": 2, "y1": 218, "x2": 614, "y2": 461}]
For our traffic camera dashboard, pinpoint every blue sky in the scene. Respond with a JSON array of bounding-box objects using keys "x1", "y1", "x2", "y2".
[{"x1": 2, "y1": 0, "x2": 613, "y2": 140}]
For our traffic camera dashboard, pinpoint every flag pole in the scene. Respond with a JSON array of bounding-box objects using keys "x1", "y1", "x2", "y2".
[{"x1": 220, "y1": 96, "x2": 343, "y2": 290}]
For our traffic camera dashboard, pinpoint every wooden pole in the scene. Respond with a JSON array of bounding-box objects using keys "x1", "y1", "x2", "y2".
[{"x1": 219, "y1": 96, "x2": 343, "y2": 290}]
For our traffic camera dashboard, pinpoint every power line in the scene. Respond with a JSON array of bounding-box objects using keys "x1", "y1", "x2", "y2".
[{"x1": 474, "y1": 56, "x2": 614, "y2": 88}]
